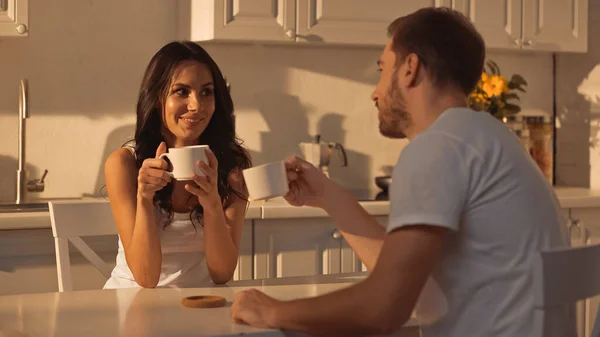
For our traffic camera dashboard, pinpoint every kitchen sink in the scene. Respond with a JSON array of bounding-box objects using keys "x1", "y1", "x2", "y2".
[
  {"x1": 0, "y1": 202, "x2": 49, "y2": 213},
  {"x1": 0, "y1": 198, "x2": 87, "y2": 214}
]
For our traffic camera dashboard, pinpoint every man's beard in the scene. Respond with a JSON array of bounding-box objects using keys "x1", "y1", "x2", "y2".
[{"x1": 378, "y1": 75, "x2": 411, "y2": 139}]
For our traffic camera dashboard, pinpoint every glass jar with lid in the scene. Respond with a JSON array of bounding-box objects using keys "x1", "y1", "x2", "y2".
[
  {"x1": 502, "y1": 115, "x2": 530, "y2": 150},
  {"x1": 524, "y1": 115, "x2": 553, "y2": 184}
]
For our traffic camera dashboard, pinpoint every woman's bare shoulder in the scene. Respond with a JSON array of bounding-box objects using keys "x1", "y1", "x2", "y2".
[{"x1": 105, "y1": 148, "x2": 137, "y2": 176}]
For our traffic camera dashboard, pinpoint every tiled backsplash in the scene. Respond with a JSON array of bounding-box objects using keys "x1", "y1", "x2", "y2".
[{"x1": 0, "y1": 0, "x2": 590, "y2": 201}]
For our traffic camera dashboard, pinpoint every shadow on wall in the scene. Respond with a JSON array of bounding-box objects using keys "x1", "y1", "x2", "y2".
[
  {"x1": 262, "y1": 44, "x2": 382, "y2": 86},
  {"x1": 203, "y1": 43, "x2": 381, "y2": 111},
  {"x1": 317, "y1": 113, "x2": 371, "y2": 191},
  {"x1": 0, "y1": 155, "x2": 40, "y2": 203},
  {"x1": 88, "y1": 124, "x2": 136, "y2": 198},
  {"x1": 202, "y1": 44, "x2": 291, "y2": 112},
  {"x1": 250, "y1": 92, "x2": 312, "y2": 166},
  {"x1": 0, "y1": 0, "x2": 178, "y2": 116},
  {"x1": 242, "y1": 93, "x2": 373, "y2": 192},
  {"x1": 555, "y1": 0, "x2": 600, "y2": 187}
]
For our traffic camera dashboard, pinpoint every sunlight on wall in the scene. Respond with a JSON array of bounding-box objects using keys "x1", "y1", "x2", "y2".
[
  {"x1": 581, "y1": 64, "x2": 600, "y2": 188},
  {"x1": 578, "y1": 64, "x2": 600, "y2": 105}
]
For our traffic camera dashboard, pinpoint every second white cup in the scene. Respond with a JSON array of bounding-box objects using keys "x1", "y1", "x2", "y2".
[
  {"x1": 159, "y1": 145, "x2": 209, "y2": 180},
  {"x1": 242, "y1": 161, "x2": 289, "y2": 201}
]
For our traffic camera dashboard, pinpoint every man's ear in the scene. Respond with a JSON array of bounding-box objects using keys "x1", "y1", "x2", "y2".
[{"x1": 403, "y1": 53, "x2": 423, "y2": 88}]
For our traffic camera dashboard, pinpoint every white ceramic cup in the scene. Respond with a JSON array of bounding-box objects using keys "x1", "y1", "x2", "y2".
[
  {"x1": 242, "y1": 161, "x2": 289, "y2": 201},
  {"x1": 159, "y1": 145, "x2": 209, "y2": 180}
]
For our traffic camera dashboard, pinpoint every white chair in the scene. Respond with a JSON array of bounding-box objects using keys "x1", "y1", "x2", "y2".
[
  {"x1": 533, "y1": 242, "x2": 600, "y2": 337},
  {"x1": 49, "y1": 199, "x2": 117, "y2": 292}
]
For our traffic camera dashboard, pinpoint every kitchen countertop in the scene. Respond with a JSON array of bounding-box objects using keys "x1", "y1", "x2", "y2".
[
  {"x1": 258, "y1": 197, "x2": 390, "y2": 219},
  {"x1": 552, "y1": 187, "x2": 600, "y2": 208},
  {"x1": 1, "y1": 187, "x2": 599, "y2": 230},
  {"x1": 257, "y1": 187, "x2": 600, "y2": 219},
  {"x1": 0, "y1": 198, "x2": 262, "y2": 230}
]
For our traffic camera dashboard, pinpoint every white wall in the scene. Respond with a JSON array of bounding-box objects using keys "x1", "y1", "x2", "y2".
[{"x1": 0, "y1": 0, "x2": 556, "y2": 203}]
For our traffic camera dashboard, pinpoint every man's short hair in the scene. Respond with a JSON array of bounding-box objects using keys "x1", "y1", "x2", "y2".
[{"x1": 387, "y1": 7, "x2": 485, "y2": 95}]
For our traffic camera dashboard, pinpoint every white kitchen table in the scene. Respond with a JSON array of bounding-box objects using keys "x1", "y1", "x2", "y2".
[{"x1": 0, "y1": 272, "x2": 446, "y2": 337}]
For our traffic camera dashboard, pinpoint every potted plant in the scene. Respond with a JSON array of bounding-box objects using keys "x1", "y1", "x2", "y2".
[{"x1": 468, "y1": 60, "x2": 528, "y2": 121}]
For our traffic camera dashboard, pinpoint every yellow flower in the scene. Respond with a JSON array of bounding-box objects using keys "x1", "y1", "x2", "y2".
[{"x1": 482, "y1": 75, "x2": 506, "y2": 97}]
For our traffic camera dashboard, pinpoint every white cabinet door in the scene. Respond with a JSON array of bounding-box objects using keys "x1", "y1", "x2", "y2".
[
  {"x1": 449, "y1": 0, "x2": 588, "y2": 52},
  {"x1": 181, "y1": 0, "x2": 296, "y2": 42},
  {"x1": 232, "y1": 220, "x2": 253, "y2": 281},
  {"x1": 295, "y1": 0, "x2": 436, "y2": 46},
  {"x1": 454, "y1": 0, "x2": 523, "y2": 50},
  {"x1": 254, "y1": 219, "x2": 341, "y2": 279},
  {"x1": 434, "y1": 0, "x2": 470, "y2": 12},
  {"x1": 0, "y1": 0, "x2": 28, "y2": 37},
  {"x1": 522, "y1": 0, "x2": 588, "y2": 52}
]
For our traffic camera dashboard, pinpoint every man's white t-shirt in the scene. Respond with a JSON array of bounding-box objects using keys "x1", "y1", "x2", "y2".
[{"x1": 388, "y1": 107, "x2": 568, "y2": 337}]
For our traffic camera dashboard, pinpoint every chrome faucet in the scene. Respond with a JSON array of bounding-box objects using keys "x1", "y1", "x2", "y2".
[{"x1": 15, "y1": 79, "x2": 47, "y2": 204}]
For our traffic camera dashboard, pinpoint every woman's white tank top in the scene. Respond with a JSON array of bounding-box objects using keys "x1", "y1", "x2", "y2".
[{"x1": 103, "y1": 144, "x2": 211, "y2": 289}]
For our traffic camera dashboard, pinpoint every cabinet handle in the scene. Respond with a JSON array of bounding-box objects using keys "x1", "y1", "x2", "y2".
[
  {"x1": 332, "y1": 230, "x2": 342, "y2": 240},
  {"x1": 568, "y1": 217, "x2": 588, "y2": 246},
  {"x1": 16, "y1": 24, "x2": 28, "y2": 34},
  {"x1": 285, "y1": 29, "x2": 296, "y2": 39}
]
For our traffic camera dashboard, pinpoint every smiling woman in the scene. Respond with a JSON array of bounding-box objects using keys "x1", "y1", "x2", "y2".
[
  {"x1": 162, "y1": 60, "x2": 215, "y2": 145},
  {"x1": 102, "y1": 41, "x2": 252, "y2": 289}
]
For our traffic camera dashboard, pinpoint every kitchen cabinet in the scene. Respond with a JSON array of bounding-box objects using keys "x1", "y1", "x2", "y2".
[
  {"x1": 454, "y1": 0, "x2": 588, "y2": 52},
  {"x1": 232, "y1": 220, "x2": 253, "y2": 281},
  {"x1": 179, "y1": 0, "x2": 587, "y2": 52},
  {"x1": 455, "y1": 0, "x2": 522, "y2": 50},
  {"x1": 179, "y1": 0, "x2": 437, "y2": 46},
  {"x1": 254, "y1": 216, "x2": 387, "y2": 279},
  {"x1": 253, "y1": 218, "x2": 342, "y2": 279},
  {"x1": 521, "y1": 0, "x2": 588, "y2": 52},
  {"x1": 178, "y1": 0, "x2": 296, "y2": 43},
  {"x1": 0, "y1": 0, "x2": 28, "y2": 37},
  {"x1": 294, "y1": 0, "x2": 436, "y2": 46}
]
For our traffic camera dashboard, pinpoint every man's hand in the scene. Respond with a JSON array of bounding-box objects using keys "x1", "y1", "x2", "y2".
[
  {"x1": 231, "y1": 289, "x2": 281, "y2": 329},
  {"x1": 284, "y1": 156, "x2": 337, "y2": 209}
]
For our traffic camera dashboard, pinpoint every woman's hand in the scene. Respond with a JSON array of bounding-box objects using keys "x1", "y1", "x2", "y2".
[
  {"x1": 137, "y1": 142, "x2": 172, "y2": 200},
  {"x1": 185, "y1": 147, "x2": 222, "y2": 210}
]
